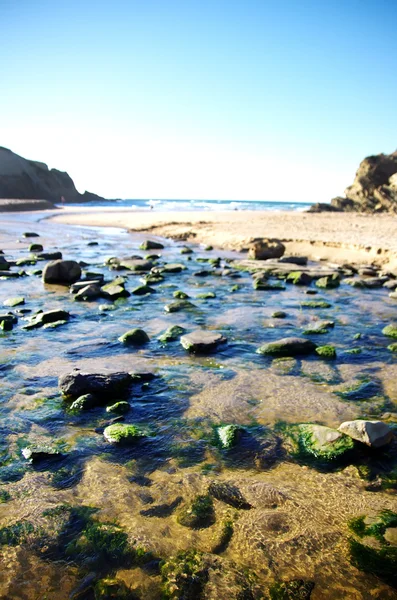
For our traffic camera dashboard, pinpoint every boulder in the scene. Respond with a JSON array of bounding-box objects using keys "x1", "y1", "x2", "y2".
[
  {"x1": 43, "y1": 259, "x2": 81, "y2": 284},
  {"x1": 257, "y1": 337, "x2": 317, "y2": 357},
  {"x1": 382, "y1": 324, "x2": 397, "y2": 338},
  {"x1": 180, "y1": 330, "x2": 227, "y2": 353},
  {"x1": 59, "y1": 369, "x2": 132, "y2": 399},
  {"x1": 248, "y1": 238, "x2": 285, "y2": 260},
  {"x1": 139, "y1": 240, "x2": 164, "y2": 250},
  {"x1": 338, "y1": 420, "x2": 394, "y2": 447},
  {"x1": 297, "y1": 424, "x2": 354, "y2": 459},
  {"x1": 103, "y1": 423, "x2": 144, "y2": 444}
]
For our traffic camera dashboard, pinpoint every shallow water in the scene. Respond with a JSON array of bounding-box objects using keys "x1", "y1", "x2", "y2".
[{"x1": 0, "y1": 213, "x2": 396, "y2": 599}]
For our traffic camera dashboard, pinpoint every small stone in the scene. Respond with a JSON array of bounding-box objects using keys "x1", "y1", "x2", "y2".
[
  {"x1": 297, "y1": 424, "x2": 354, "y2": 459},
  {"x1": 118, "y1": 328, "x2": 150, "y2": 345},
  {"x1": 70, "y1": 394, "x2": 98, "y2": 411},
  {"x1": 180, "y1": 330, "x2": 227, "y2": 353},
  {"x1": 388, "y1": 343, "x2": 397, "y2": 352},
  {"x1": 42, "y1": 320, "x2": 68, "y2": 329},
  {"x1": 28, "y1": 243, "x2": 43, "y2": 252},
  {"x1": 3, "y1": 297, "x2": 25, "y2": 307},
  {"x1": 253, "y1": 279, "x2": 285, "y2": 290},
  {"x1": 180, "y1": 246, "x2": 193, "y2": 254},
  {"x1": 173, "y1": 290, "x2": 190, "y2": 299},
  {"x1": 315, "y1": 274, "x2": 340, "y2": 288},
  {"x1": 279, "y1": 256, "x2": 308, "y2": 266},
  {"x1": 106, "y1": 401, "x2": 130, "y2": 414},
  {"x1": 196, "y1": 292, "x2": 216, "y2": 299},
  {"x1": 163, "y1": 263, "x2": 186, "y2": 273},
  {"x1": 383, "y1": 324, "x2": 397, "y2": 338},
  {"x1": 257, "y1": 337, "x2": 317, "y2": 357},
  {"x1": 316, "y1": 345, "x2": 337, "y2": 359},
  {"x1": 21, "y1": 444, "x2": 62, "y2": 461},
  {"x1": 158, "y1": 325, "x2": 186, "y2": 343},
  {"x1": 164, "y1": 300, "x2": 196, "y2": 313},
  {"x1": 103, "y1": 423, "x2": 144, "y2": 444},
  {"x1": 59, "y1": 370, "x2": 132, "y2": 400},
  {"x1": 74, "y1": 284, "x2": 101, "y2": 301},
  {"x1": 22, "y1": 232, "x2": 40, "y2": 238},
  {"x1": 272, "y1": 311, "x2": 287, "y2": 318},
  {"x1": 286, "y1": 271, "x2": 312, "y2": 285},
  {"x1": 139, "y1": 240, "x2": 164, "y2": 250},
  {"x1": 100, "y1": 283, "x2": 130, "y2": 300},
  {"x1": 301, "y1": 300, "x2": 332, "y2": 309},
  {"x1": 338, "y1": 420, "x2": 393, "y2": 447},
  {"x1": 23, "y1": 309, "x2": 70, "y2": 330}
]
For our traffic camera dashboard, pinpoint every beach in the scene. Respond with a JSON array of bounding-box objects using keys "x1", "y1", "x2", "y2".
[{"x1": 48, "y1": 206, "x2": 397, "y2": 269}]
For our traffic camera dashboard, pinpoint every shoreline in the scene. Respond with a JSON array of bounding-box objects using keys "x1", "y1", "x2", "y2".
[{"x1": 44, "y1": 206, "x2": 397, "y2": 270}]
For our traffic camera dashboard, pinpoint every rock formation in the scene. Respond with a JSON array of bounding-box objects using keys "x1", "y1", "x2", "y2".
[
  {"x1": 309, "y1": 150, "x2": 397, "y2": 213},
  {"x1": 0, "y1": 146, "x2": 106, "y2": 204}
]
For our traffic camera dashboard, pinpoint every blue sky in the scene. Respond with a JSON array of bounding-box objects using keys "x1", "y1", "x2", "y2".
[{"x1": 1, "y1": 0, "x2": 396, "y2": 201}]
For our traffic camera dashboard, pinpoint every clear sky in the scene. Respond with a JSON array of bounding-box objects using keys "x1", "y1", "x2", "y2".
[{"x1": 1, "y1": 0, "x2": 396, "y2": 202}]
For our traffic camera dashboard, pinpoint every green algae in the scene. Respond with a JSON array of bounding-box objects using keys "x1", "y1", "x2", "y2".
[
  {"x1": 118, "y1": 328, "x2": 150, "y2": 345},
  {"x1": 173, "y1": 290, "x2": 190, "y2": 299},
  {"x1": 382, "y1": 324, "x2": 397, "y2": 338},
  {"x1": 0, "y1": 520, "x2": 35, "y2": 546},
  {"x1": 158, "y1": 325, "x2": 186, "y2": 343},
  {"x1": 269, "y1": 579, "x2": 315, "y2": 599},
  {"x1": 177, "y1": 494, "x2": 215, "y2": 529},
  {"x1": 216, "y1": 424, "x2": 241, "y2": 449},
  {"x1": 161, "y1": 550, "x2": 208, "y2": 599},
  {"x1": 211, "y1": 519, "x2": 234, "y2": 554},
  {"x1": 106, "y1": 401, "x2": 130, "y2": 414},
  {"x1": 315, "y1": 274, "x2": 340, "y2": 289},
  {"x1": 0, "y1": 489, "x2": 11, "y2": 503},
  {"x1": 315, "y1": 345, "x2": 337, "y2": 359},
  {"x1": 103, "y1": 423, "x2": 145, "y2": 444},
  {"x1": 301, "y1": 300, "x2": 332, "y2": 309}
]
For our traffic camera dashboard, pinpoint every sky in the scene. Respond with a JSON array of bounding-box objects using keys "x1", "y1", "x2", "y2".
[{"x1": 1, "y1": 0, "x2": 396, "y2": 202}]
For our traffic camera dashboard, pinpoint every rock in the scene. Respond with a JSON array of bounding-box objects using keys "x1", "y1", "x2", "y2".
[
  {"x1": 180, "y1": 330, "x2": 227, "y2": 353},
  {"x1": 248, "y1": 238, "x2": 285, "y2": 260},
  {"x1": 279, "y1": 256, "x2": 308, "y2": 266},
  {"x1": 0, "y1": 146, "x2": 106, "y2": 203},
  {"x1": 131, "y1": 285, "x2": 156, "y2": 295},
  {"x1": 338, "y1": 420, "x2": 393, "y2": 447},
  {"x1": 100, "y1": 282, "x2": 130, "y2": 300},
  {"x1": 389, "y1": 291, "x2": 397, "y2": 299},
  {"x1": 216, "y1": 425, "x2": 242, "y2": 449},
  {"x1": 173, "y1": 290, "x2": 190, "y2": 299},
  {"x1": 307, "y1": 202, "x2": 341, "y2": 213},
  {"x1": 208, "y1": 481, "x2": 252, "y2": 509},
  {"x1": 384, "y1": 280, "x2": 397, "y2": 290},
  {"x1": 103, "y1": 423, "x2": 144, "y2": 444},
  {"x1": 177, "y1": 495, "x2": 215, "y2": 529},
  {"x1": 388, "y1": 343, "x2": 397, "y2": 352},
  {"x1": 94, "y1": 578, "x2": 134, "y2": 599},
  {"x1": 384, "y1": 528, "x2": 397, "y2": 546},
  {"x1": 59, "y1": 369, "x2": 132, "y2": 400},
  {"x1": 315, "y1": 274, "x2": 340, "y2": 288},
  {"x1": 286, "y1": 271, "x2": 312, "y2": 285},
  {"x1": 28, "y1": 243, "x2": 43, "y2": 252},
  {"x1": 43, "y1": 259, "x2": 81, "y2": 284},
  {"x1": 21, "y1": 443, "x2": 62, "y2": 462},
  {"x1": 3, "y1": 297, "x2": 25, "y2": 307},
  {"x1": 269, "y1": 580, "x2": 315, "y2": 600},
  {"x1": 69, "y1": 394, "x2": 98, "y2": 411},
  {"x1": 23, "y1": 309, "x2": 70, "y2": 329},
  {"x1": 0, "y1": 256, "x2": 10, "y2": 270},
  {"x1": 22, "y1": 232, "x2": 39, "y2": 237},
  {"x1": 253, "y1": 279, "x2": 285, "y2": 290},
  {"x1": 164, "y1": 300, "x2": 196, "y2": 313},
  {"x1": 301, "y1": 300, "x2": 332, "y2": 309},
  {"x1": 316, "y1": 345, "x2": 337, "y2": 359},
  {"x1": 180, "y1": 246, "x2": 193, "y2": 254},
  {"x1": 42, "y1": 319, "x2": 68, "y2": 329},
  {"x1": 119, "y1": 258, "x2": 153, "y2": 272},
  {"x1": 162, "y1": 263, "x2": 186, "y2": 273},
  {"x1": 118, "y1": 328, "x2": 150, "y2": 345},
  {"x1": 297, "y1": 424, "x2": 354, "y2": 459},
  {"x1": 34, "y1": 251, "x2": 62, "y2": 261},
  {"x1": 139, "y1": 240, "x2": 164, "y2": 250},
  {"x1": 158, "y1": 325, "x2": 186, "y2": 343},
  {"x1": 196, "y1": 292, "x2": 216, "y2": 299},
  {"x1": 194, "y1": 269, "x2": 213, "y2": 277},
  {"x1": 382, "y1": 324, "x2": 397, "y2": 338},
  {"x1": 106, "y1": 401, "x2": 130, "y2": 414},
  {"x1": 74, "y1": 284, "x2": 101, "y2": 301},
  {"x1": 272, "y1": 311, "x2": 287, "y2": 318},
  {"x1": 257, "y1": 337, "x2": 317, "y2": 357}
]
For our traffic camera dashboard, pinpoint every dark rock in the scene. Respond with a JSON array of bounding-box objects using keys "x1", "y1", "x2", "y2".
[
  {"x1": 0, "y1": 256, "x2": 10, "y2": 270},
  {"x1": 286, "y1": 271, "x2": 312, "y2": 285},
  {"x1": 21, "y1": 443, "x2": 62, "y2": 462},
  {"x1": 23, "y1": 309, "x2": 70, "y2": 329},
  {"x1": 43, "y1": 259, "x2": 81, "y2": 284},
  {"x1": 257, "y1": 337, "x2": 317, "y2": 357},
  {"x1": 307, "y1": 202, "x2": 341, "y2": 212},
  {"x1": 22, "y1": 232, "x2": 40, "y2": 238},
  {"x1": 74, "y1": 284, "x2": 101, "y2": 301},
  {"x1": 131, "y1": 285, "x2": 156, "y2": 295},
  {"x1": 180, "y1": 330, "x2": 227, "y2": 353},
  {"x1": 208, "y1": 481, "x2": 252, "y2": 509},
  {"x1": 158, "y1": 325, "x2": 186, "y2": 343},
  {"x1": 139, "y1": 240, "x2": 164, "y2": 250},
  {"x1": 28, "y1": 243, "x2": 43, "y2": 252},
  {"x1": 315, "y1": 274, "x2": 340, "y2": 289},
  {"x1": 69, "y1": 394, "x2": 98, "y2": 411},
  {"x1": 100, "y1": 282, "x2": 130, "y2": 300},
  {"x1": 164, "y1": 300, "x2": 196, "y2": 313},
  {"x1": 34, "y1": 251, "x2": 62, "y2": 261},
  {"x1": 279, "y1": 256, "x2": 308, "y2": 266},
  {"x1": 59, "y1": 369, "x2": 132, "y2": 399},
  {"x1": 118, "y1": 328, "x2": 150, "y2": 345},
  {"x1": 119, "y1": 258, "x2": 153, "y2": 272}
]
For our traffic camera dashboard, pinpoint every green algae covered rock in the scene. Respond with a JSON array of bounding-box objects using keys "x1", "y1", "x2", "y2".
[
  {"x1": 173, "y1": 290, "x2": 190, "y2": 299},
  {"x1": 382, "y1": 324, "x2": 397, "y2": 338},
  {"x1": 257, "y1": 337, "x2": 316, "y2": 357},
  {"x1": 177, "y1": 495, "x2": 215, "y2": 529},
  {"x1": 158, "y1": 325, "x2": 186, "y2": 343},
  {"x1": 253, "y1": 279, "x2": 286, "y2": 291},
  {"x1": 286, "y1": 271, "x2": 312, "y2": 285},
  {"x1": 164, "y1": 300, "x2": 196, "y2": 313},
  {"x1": 131, "y1": 285, "x2": 156, "y2": 295},
  {"x1": 180, "y1": 330, "x2": 227, "y2": 353},
  {"x1": 296, "y1": 424, "x2": 354, "y2": 460},
  {"x1": 118, "y1": 328, "x2": 150, "y2": 345},
  {"x1": 216, "y1": 424, "x2": 241, "y2": 449},
  {"x1": 70, "y1": 393, "x2": 98, "y2": 411},
  {"x1": 103, "y1": 423, "x2": 145, "y2": 444},
  {"x1": 161, "y1": 550, "x2": 208, "y2": 599},
  {"x1": 315, "y1": 274, "x2": 340, "y2": 289},
  {"x1": 316, "y1": 345, "x2": 337, "y2": 359},
  {"x1": 106, "y1": 401, "x2": 130, "y2": 415},
  {"x1": 301, "y1": 300, "x2": 332, "y2": 309},
  {"x1": 388, "y1": 343, "x2": 397, "y2": 352},
  {"x1": 3, "y1": 297, "x2": 25, "y2": 307},
  {"x1": 196, "y1": 291, "x2": 216, "y2": 299},
  {"x1": 94, "y1": 578, "x2": 136, "y2": 599},
  {"x1": 139, "y1": 240, "x2": 164, "y2": 250}
]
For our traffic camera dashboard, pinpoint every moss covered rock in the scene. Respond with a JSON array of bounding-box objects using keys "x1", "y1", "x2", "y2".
[
  {"x1": 106, "y1": 401, "x2": 130, "y2": 415},
  {"x1": 382, "y1": 324, "x2": 397, "y2": 338},
  {"x1": 103, "y1": 423, "x2": 145, "y2": 444},
  {"x1": 257, "y1": 337, "x2": 316, "y2": 357},
  {"x1": 216, "y1": 424, "x2": 242, "y2": 449},
  {"x1": 296, "y1": 424, "x2": 354, "y2": 460},
  {"x1": 315, "y1": 274, "x2": 340, "y2": 289},
  {"x1": 315, "y1": 345, "x2": 337, "y2": 359},
  {"x1": 158, "y1": 325, "x2": 186, "y2": 343},
  {"x1": 118, "y1": 328, "x2": 150, "y2": 345},
  {"x1": 177, "y1": 495, "x2": 215, "y2": 529}
]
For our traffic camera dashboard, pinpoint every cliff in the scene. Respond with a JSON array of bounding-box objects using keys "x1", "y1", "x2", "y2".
[
  {"x1": 310, "y1": 150, "x2": 397, "y2": 213},
  {"x1": 0, "y1": 146, "x2": 106, "y2": 204}
]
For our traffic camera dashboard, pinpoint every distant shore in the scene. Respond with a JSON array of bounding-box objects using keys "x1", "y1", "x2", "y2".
[{"x1": 44, "y1": 206, "x2": 397, "y2": 270}]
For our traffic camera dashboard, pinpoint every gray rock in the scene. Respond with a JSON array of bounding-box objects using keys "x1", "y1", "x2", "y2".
[
  {"x1": 59, "y1": 369, "x2": 132, "y2": 399},
  {"x1": 23, "y1": 309, "x2": 70, "y2": 329},
  {"x1": 180, "y1": 330, "x2": 227, "y2": 353},
  {"x1": 139, "y1": 240, "x2": 164, "y2": 250},
  {"x1": 257, "y1": 337, "x2": 317, "y2": 357},
  {"x1": 74, "y1": 283, "x2": 101, "y2": 301},
  {"x1": 164, "y1": 300, "x2": 196, "y2": 313},
  {"x1": 43, "y1": 259, "x2": 81, "y2": 284},
  {"x1": 119, "y1": 258, "x2": 153, "y2": 272},
  {"x1": 158, "y1": 325, "x2": 186, "y2": 342},
  {"x1": 100, "y1": 282, "x2": 130, "y2": 300},
  {"x1": 278, "y1": 256, "x2": 308, "y2": 266},
  {"x1": 338, "y1": 420, "x2": 394, "y2": 447},
  {"x1": 34, "y1": 251, "x2": 63, "y2": 261}
]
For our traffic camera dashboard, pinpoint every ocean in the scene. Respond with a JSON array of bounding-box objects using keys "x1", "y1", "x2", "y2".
[{"x1": 75, "y1": 198, "x2": 312, "y2": 211}]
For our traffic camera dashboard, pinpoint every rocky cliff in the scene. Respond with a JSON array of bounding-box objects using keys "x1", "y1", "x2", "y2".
[
  {"x1": 0, "y1": 146, "x2": 106, "y2": 204},
  {"x1": 310, "y1": 150, "x2": 397, "y2": 213}
]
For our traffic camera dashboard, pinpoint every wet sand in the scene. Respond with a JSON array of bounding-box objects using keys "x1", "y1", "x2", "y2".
[{"x1": 48, "y1": 206, "x2": 397, "y2": 269}]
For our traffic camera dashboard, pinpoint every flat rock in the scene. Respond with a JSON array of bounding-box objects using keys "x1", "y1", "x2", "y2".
[
  {"x1": 119, "y1": 258, "x2": 153, "y2": 271},
  {"x1": 257, "y1": 337, "x2": 317, "y2": 357},
  {"x1": 164, "y1": 300, "x2": 196, "y2": 313},
  {"x1": 43, "y1": 259, "x2": 81, "y2": 284},
  {"x1": 338, "y1": 420, "x2": 393, "y2": 447},
  {"x1": 74, "y1": 283, "x2": 101, "y2": 301},
  {"x1": 180, "y1": 330, "x2": 227, "y2": 353},
  {"x1": 59, "y1": 369, "x2": 132, "y2": 399},
  {"x1": 23, "y1": 309, "x2": 70, "y2": 329}
]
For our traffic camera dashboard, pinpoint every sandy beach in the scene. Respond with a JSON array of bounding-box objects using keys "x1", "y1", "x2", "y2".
[{"x1": 48, "y1": 207, "x2": 397, "y2": 269}]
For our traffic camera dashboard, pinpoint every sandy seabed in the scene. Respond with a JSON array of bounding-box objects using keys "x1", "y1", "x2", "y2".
[{"x1": 48, "y1": 207, "x2": 397, "y2": 269}]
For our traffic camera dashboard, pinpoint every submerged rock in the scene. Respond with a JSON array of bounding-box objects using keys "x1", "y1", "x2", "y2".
[
  {"x1": 269, "y1": 579, "x2": 315, "y2": 600},
  {"x1": 103, "y1": 423, "x2": 145, "y2": 444},
  {"x1": 74, "y1": 283, "x2": 101, "y2": 301},
  {"x1": 257, "y1": 337, "x2": 317, "y2": 357},
  {"x1": 70, "y1": 393, "x2": 98, "y2": 411},
  {"x1": 297, "y1": 424, "x2": 354, "y2": 460},
  {"x1": 21, "y1": 443, "x2": 62, "y2": 462},
  {"x1": 164, "y1": 299, "x2": 196, "y2": 313},
  {"x1": 315, "y1": 345, "x2": 337, "y2": 359},
  {"x1": 131, "y1": 284, "x2": 156, "y2": 295},
  {"x1": 42, "y1": 259, "x2": 81, "y2": 284},
  {"x1": 100, "y1": 282, "x2": 130, "y2": 300},
  {"x1": 106, "y1": 401, "x2": 130, "y2": 414},
  {"x1": 208, "y1": 481, "x2": 252, "y2": 509},
  {"x1": 301, "y1": 300, "x2": 332, "y2": 309},
  {"x1": 180, "y1": 330, "x2": 227, "y2": 353},
  {"x1": 338, "y1": 420, "x2": 394, "y2": 447},
  {"x1": 118, "y1": 328, "x2": 150, "y2": 345},
  {"x1": 216, "y1": 425, "x2": 242, "y2": 449},
  {"x1": 177, "y1": 494, "x2": 215, "y2": 529},
  {"x1": 59, "y1": 369, "x2": 132, "y2": 399},
  {"x1": 286, "y1": 271, "x2": 312, "y2": 285}
]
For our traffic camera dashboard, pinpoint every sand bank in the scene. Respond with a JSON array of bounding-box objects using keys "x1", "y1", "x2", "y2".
[{"x1": 47, "y1": 207, "x2": 397, "y2": 268}]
